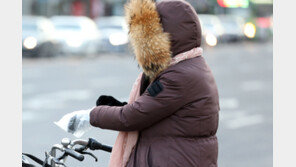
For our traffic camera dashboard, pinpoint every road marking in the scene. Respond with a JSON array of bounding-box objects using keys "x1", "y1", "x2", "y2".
[
  {"x1": 22, "y1": 111, "x2": 35, "y2": 122},
  {"x1": 22, "y1": 70, "x2": 42, "y2": 78},
  {"x1": 89, "y1": 76, "x2": 124, "y2": 87},
  {"x1": 24, "y1": 97, "x2": 65, "y2": 110},
  {"x1": 241, "y1": 80, "x2": 265, "y2": 91},
  {"x1": 220, "y1": 98, "x2": 239, "y2": 110},
  {"x1": 23, "y1": 89, "x2": 92, "y2": 110},
  {"x1": 53, "y1": 90, "x2": 92, "y2": 100},
  {"x1": 220, "y1": 110, "x2": 245, "y2": 121},
  {"x1": 226, "y1": 114, "x2": 264, "y2": 129},
  {"x1": 220, "y1": 110, "x2": 264, "y2": 129}
]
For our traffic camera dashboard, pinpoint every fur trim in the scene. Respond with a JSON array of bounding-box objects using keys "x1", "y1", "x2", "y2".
[{"x1": 125, "y1": 0, "x2": 172, "y2": 80}]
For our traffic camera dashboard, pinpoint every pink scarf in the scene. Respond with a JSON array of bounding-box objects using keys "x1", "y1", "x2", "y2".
[{"x1": 108, "y1": 47, "x2": 203, "y2": 167}]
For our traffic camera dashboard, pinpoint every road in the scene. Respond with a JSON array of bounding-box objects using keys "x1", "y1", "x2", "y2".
[{"x1": 23, "y1": 41, "x2": 273, "y2": 167}]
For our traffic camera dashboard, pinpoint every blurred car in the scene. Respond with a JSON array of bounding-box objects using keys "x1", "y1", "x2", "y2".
[
  {"x1": 217, "y1": 15, "x2": 246, "y2": 42},
  {"x1": 51, "y1": 16, "x2": 100, "y2": 55},
  {"x1": 242, "y1": 16, "x2": 273, "y2": 41},
  {"x1": 198, "y1": 14, "x2": 224, "y2": 47},
  {"x1": 22, "y1": 16, "x2": 60, "y2": 57},
  {"x1": 254, "y1": 16, "x2": 273, "y2": 41},
  {"x1": 95, "y1": 16, "x2": 129, "y2": 53}
]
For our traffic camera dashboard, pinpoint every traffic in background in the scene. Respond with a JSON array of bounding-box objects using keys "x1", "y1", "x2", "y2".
[
  {"x1": 22, "y1": 0, "x2": 273, "y2": 58},
  {"x1": 22, "y1": 1, "x2": 273, "y2": 166}
]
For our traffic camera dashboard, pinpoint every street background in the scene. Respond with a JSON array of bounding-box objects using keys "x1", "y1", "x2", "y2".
[{"x1": 22, "y1": 0, "x2": 273, "y2": 166}]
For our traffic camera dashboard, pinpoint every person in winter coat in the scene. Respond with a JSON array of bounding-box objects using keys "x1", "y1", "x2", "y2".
[{"x1": 90, "y1": 0, "x2": 220, "y2": 166}]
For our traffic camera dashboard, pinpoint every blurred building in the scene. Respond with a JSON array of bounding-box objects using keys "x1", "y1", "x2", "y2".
[
  {"x1": 22, "y1": 0, "x2": 125, "y2": 18},
  {"x1": 191, "y1": 0, "x2": 273, "y2": 18},
  {"x1": 215, "y1": 0, "x2": 272, "y2": 17},
  {"x1": 22, "y1": 0, "x2": 272, "y2": 19}
]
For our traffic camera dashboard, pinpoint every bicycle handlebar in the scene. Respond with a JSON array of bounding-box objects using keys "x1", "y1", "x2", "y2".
[
  {"x1": 70, "y1": 139, "x2": 89, "y2": 147},
  {"x1": 88, "y1": 138, "x2": 112, "y2": 152},
  {"x1": 101, "y1": 144, "x2": 113, "y2": 152},
  {"x1": 69, "y1": 138, "x2": 112, "y2": 152},
  {"x1": 64, "y1": 148, "x2": 84, "y2": 161},
  {"x1": 23, "y1": 138, "x2": 113, "y2": 167}
]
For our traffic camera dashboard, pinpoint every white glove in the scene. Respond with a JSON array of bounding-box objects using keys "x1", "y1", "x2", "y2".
[{"x1": 54, "y1": 107, "x2": 94, "y2": 138}]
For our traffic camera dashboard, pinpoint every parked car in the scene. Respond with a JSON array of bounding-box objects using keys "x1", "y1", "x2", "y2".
[
  {"x1": 198, "y1": 14, "x2": 224, "y2": 47},
  {"x1": 22, "y1": 16, "x2": 60, "y2": 57},
  {"x1": 95, "y1": 16, "x2": 129, "y2": 53},
  {"x1": 51, "y1": 16, "x2": 100, "y2": 55},
  {"x1": 217, "y1": 15, "x2": 246, "y2": 42},
  {"x1": 254, "y1": 16, "x2": 273, "y2": 41}
]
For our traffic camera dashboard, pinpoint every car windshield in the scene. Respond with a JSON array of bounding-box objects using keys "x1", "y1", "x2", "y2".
[
  {"x1": 22, "y1": 23, "x2": 38, "y2": 31},
  {"x1": 203, "y1": 23, "x2": 214, "y2": 28},
  {"x1": 220, "y1": 18, "x2": 237, "y2": 26},
  {"x1": 200, "y1": 16, "x2": 216, "y2": 24},
  {"x1": 199, "y1": 18, "x2": 215, "y2": 28},
  {"x1": 54, "y1": 24, "x2": 81, "y2": 31}
]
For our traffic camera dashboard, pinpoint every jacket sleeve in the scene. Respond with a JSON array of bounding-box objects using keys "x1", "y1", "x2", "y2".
[{"x1": 89, "y1": 72, "x2": 186, "y2": 131}]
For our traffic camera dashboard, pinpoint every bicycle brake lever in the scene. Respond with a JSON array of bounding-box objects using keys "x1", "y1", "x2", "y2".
[
  {"x1": 75, "y1": 146, "x2": 88, "y2": 153},
  {"x1": 80, "y1": 151, "x2": 98, "y2": 162}
]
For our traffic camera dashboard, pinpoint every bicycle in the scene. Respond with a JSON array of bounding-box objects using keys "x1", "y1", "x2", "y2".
[{"x1": 22, "y1": 138, "x2": 112, "y2": 167}]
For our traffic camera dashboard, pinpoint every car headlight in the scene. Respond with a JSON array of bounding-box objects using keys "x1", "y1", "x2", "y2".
[
  {"x1": 205, "y1": 33, "x2": 218, "y2": 47},
  {"x1": 109, "y1": 32, "x2": 129, "y2": 46},
  {"x1": 66, "y1": 39, "x2": 83, "y2": 48},
  {"x1": 23, "y1": 36, "x2": 37, "y2": 49},
  {"x1": 244, "y1": 22, "x2": 256, "y2": 39}
]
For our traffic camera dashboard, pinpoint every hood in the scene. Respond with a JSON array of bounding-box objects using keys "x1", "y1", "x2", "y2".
[
  {"x1": 157, "y1": 0, "x2": 202, "y2": 56},
  {"x1": 125, "y1": 0, "x2": 201, "y2": 80}
]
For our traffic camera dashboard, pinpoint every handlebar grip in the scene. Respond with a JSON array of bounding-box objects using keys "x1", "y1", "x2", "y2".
[
  {"x1": 65, "y1": 148, "x2": 84, "y2": 161},
  {"x1": 101, "y1": 145, "x2": 112, "y2": 153},
  {"x1": 88, "y1": 138, "x2": 112, "y2": 152}
]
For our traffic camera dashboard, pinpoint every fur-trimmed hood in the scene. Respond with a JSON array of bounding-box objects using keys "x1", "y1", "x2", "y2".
[
  {"x1": 125, "y1": 0, "x2": 202, "y2": 80},
  {"x1": 125, "y1": 0, "x2": 172, "y2": 80}
]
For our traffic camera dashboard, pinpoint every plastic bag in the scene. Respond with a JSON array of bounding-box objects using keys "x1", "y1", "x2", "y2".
[{"x1": 54, "y1": 107, "x2": 94, "y2": 138}]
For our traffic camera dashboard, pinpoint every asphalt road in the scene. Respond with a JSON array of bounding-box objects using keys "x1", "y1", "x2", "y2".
[{"x1": 23, "y1": 41, "x2": 273, "y2": 167}]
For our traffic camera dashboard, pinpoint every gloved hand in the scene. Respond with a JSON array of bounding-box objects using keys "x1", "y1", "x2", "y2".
[
  {"x1": 96, "y1": 95, "x2": 127, "y2": 106},
  {"x1": 54, "y1": 108, "x2": 94, "y2": 138}
]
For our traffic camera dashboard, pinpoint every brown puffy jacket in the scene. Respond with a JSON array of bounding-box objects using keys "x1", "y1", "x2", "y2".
[{"x1": 90, "y1": 0, "x2": 219, "y2": 166}]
